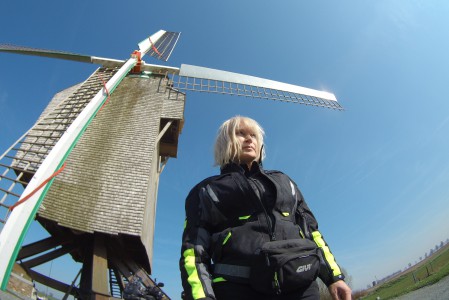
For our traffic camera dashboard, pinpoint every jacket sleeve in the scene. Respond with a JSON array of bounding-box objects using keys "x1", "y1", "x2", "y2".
[
  {"x1": 293, "y1": 184, "x2": 345, "y2": 286},
  {"x1": 180, "y1": 184, "x2": 216, "y2": 300}
]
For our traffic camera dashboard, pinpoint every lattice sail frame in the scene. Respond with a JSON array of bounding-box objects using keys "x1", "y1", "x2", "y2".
[
  {"x1": 169, "y1": 64, "x2": 342, "y2": 110},
  {"x1": 140, "y1": 31, "x2": 181, "y2": 62},
  {"x1": 170, "y1": 75, "x2": 342, "y2": 109},
  {"x1": 0, "y1": 31, "x2": 181, "y2": 66}
]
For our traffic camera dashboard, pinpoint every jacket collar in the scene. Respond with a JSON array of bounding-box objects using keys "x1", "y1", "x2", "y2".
[{"x1": 221, "y1": 161, "x2": 264, "y2": 176}]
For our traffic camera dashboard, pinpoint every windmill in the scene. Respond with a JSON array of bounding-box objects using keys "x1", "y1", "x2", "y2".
[{"x1": 0, "y1": 30, "x2": 342, "y2": 299}]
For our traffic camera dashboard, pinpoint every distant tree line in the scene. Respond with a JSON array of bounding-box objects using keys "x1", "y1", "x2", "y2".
[{"x1": 369, "y1": 237, "x2": 449, "y2": 289}]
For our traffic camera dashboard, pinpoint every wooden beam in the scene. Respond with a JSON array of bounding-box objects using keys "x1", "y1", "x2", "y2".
[
  {"x1": 22, "y1": 245, "x2": 76, "y2": 268},
  {"x1": 92, "y1": 234, "x2": 110, "y2": 300},
  {"x1": 62, "y1": 268, "x2": 82, "y2": 300},
  {"x1": 26, "y1": 268, "x2": 80, "y2": 297},
  {"x1": 79, "y1": 238, "x2": 93, "y2": 297},
  {"x1": 110, "y1": 256, "x2": 133, "y2": 280},
  {"x1": 17, "y1": 237, "x2": 61, "y2": 260}
]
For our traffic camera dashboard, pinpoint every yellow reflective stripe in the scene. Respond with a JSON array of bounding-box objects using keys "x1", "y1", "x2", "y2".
[
  {"x1": 182, "y1": 248, "x2": 206, "y2": 299},
  {"x1": 184, "y1": 219, "x2": 187, "y2": 229},
  {"x1": 299, "y1": 229, "x2": 305, "y2": 239},
  {"x1": 282, "y1": 212, "x2": 290, "y2": 216},
  {"x1": 223, "y1": 232, "x2": 232, "y2": 245},
  {"x1": 312, "y1": 231, "x2": 342, "y2": 276},
  {"x1": 212, "y1": 277, "x2": 227, "y2": 283},
  {"x1": 239, "y1": 215, "x2": 251, "y2": 220}
]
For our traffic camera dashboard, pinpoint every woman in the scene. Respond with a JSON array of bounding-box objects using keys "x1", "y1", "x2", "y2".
[{"x1": 180, "y1": 116, "x2": 351, "y2": 300}]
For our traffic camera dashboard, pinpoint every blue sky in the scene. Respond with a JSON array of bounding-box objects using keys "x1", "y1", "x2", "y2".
[{"x1": 1, "y1": 0, "x2": 449, "y2": 296}]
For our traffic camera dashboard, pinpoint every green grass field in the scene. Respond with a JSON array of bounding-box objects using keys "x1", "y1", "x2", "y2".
[{"x1": 361, "y1": 244, "x2": 449, "y2": 300}]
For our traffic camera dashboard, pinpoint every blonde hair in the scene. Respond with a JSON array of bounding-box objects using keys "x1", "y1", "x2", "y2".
[{"x1": 214, "y1": 116, "x2": 266, "y2": 167}]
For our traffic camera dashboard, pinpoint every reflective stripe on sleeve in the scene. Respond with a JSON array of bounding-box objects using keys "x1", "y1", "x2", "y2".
[
  {"x1": 183, "y1": 248, "x2": 206, "y2": 299},
  {"x1": 312, "y1": 231, "x2": 342, "y2": 276}
]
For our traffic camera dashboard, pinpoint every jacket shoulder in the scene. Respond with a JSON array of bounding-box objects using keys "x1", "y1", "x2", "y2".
[
  {"x1": 264, "y1": 170, "x2": 300, "y2": 191},
  {"x1": 186, "y1": 173, "x2": 229, "y2": 197}
]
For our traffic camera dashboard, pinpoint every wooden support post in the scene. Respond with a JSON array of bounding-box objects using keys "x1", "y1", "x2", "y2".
[
  {"x1": 92, "y1": 234, "x2": 110, "y2": 300},
  {"x1": 79, "y1": 240, "x2": 93, "y2": 299},
  {"x1": 78, "y1": 234, "x2": 110, "y2": 300}
]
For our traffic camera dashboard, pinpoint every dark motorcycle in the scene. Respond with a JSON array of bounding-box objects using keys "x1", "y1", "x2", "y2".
[{"x1": 123, "y1": 275, "x2": 165, "y2": 300}]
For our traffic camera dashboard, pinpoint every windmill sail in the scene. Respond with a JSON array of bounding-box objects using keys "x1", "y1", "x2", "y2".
[
  {"x1": 172, "y1": 64, "x2": 342, "y2": 109},
  {"x1": 139, "y1": 31, "x2": 181, "y2": 62},
  {"x1": 0, "y1": 43, "x2": 127, "y2": 68},
  {"x1": 0, "y1": 44, "x2": 94, "y2": 63},
  {"x1": 0, "y1": 30, "x2": 180, "y2": 68}
]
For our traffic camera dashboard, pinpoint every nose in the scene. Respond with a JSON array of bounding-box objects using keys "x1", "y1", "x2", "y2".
[{"x1": 243, "y1": 133, "x2": 253, "y2": 141}]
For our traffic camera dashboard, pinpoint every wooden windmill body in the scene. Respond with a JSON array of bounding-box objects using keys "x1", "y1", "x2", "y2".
[
  {"x1": 5, "y1": 70, "x2": 185, "y2": 298},
  {"x1": 0, "y1": 30, "x2": 342, "y2": 299},
  {"x1": 37, "y1": 71, "x2": 184, "y2": 263}
]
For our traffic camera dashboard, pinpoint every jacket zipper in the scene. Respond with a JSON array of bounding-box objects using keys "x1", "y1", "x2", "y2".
[
  {"x1": 249, "y1": 177, "x2": 276, "y2": 241},
  {"x1": 232, "y1": 172, "x2": 277, "y2": 241}
]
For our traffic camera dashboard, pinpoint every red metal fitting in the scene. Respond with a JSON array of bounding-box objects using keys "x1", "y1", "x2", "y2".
[{"x1": 131, "y1": 50, "x2": 142, "y2": 73}]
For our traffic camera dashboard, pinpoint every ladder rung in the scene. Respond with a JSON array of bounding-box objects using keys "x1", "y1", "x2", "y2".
[
  {"x1": 12, "y1": 147, "x2": 51, "y2": 156},
  {"x1": 25, "y1": 133, "x2": 61, "y2": 139},
  {"x1": 4, "y1": 155, "x2": 44, "y2": 166},
  {"x1": 18, "y1": 140, "x2": 57, "y2": 147},
  {"x1": 0, "y1": 162, "x2": 35, "y2": 174},
  {"x1": 1, "y1": 202, "x2": 12, "y2": 208},
  {"x1": 0, "y1": 187, "x2": 21, "y2": 198},
  {"x1": 31, "y1": 127, "x2": 68, "y2": 132},
  {"x1": 0, "y1": 174, "x2": 28, "y2": 186}
]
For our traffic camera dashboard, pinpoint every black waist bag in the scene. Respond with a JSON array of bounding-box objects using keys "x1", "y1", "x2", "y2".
[{"x1": 250, "y1": 238, "x2": 320, "y2": 295}]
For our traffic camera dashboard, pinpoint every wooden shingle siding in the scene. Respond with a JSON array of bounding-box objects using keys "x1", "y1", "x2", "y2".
[{"x1": 38, "y1": 76, "x2": 185, "y2": 254}]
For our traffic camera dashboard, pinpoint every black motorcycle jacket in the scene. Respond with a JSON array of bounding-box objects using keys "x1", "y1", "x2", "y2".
[{"x1": 180, "y1": 162, "x2": 345, "y2": 300}]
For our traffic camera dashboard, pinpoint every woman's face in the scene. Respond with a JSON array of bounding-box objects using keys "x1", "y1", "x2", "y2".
[{"x1": 235, "y1": 121, "x2": 259, "y2": 167}]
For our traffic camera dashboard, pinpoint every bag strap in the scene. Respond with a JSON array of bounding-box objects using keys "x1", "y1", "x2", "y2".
[{"x1": 213, "y1": 263, "x2": 251, "y2": 279}]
